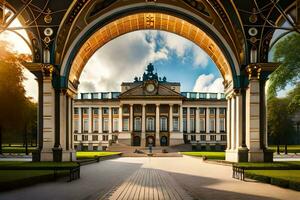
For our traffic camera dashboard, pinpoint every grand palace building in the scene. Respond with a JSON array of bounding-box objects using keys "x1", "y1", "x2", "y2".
[{"x1": 73, "y1": 64, "x2": 227, "y2": 151}]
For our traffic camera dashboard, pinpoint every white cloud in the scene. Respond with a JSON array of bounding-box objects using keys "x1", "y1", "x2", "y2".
[
  {"x1": 78, "y1": 31, "x2": 169, "y2": 92},
  {"x1": 193, "y1": 74, "x2": 224, "y2": 93}
]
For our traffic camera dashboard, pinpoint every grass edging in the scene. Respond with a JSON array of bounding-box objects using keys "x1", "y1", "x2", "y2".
[{"x1": 245, "y1": 172, "x2": 300, "y2": 191}]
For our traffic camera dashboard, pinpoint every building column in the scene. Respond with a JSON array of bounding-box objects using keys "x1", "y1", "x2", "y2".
[
  {"x1": 119, "y1": 105, "x2": 123, "y2": 133},
  {"x1": 98, "y1": 107, "x2": 102, "y2": 133},
  {"x1": 245, "y1": 65, "x2": 264, "y2": 162},
  {"x1": 206, "y1": 107, "x2": 210, "y2": 133},
  {"x1": 88, "y1": 107, "x2": 92, "y2": 133},
  {"x1": 216, "y1": 108, "x2": 220, "y2": 134},
  {"x1": 226, "y1": 99, "x2": 231, "y2": 150},
  {"x1": 129, "y1": 104, "x2": 133, "y2": 132},
  {"x1": 155, "y1": 104, "x2": 160, "y2": 146},
  {"x1": 78, "y1": 107, "x2": 82, "y2": 134},
  {"x1": 108, "y1": 107, "x2": 112, "y2": 140},
  {"x1": 141, "y1": 104, "x2": 146, "y2": 146},
  {"x1": 169, "y1": 104, "x2": 173, "y2": 132},
  {"x1": 231, "y1": 96, "x2": 236, "y2": 150},
  {"x1": 196, "y1": 107, "x2": 200, "y2": 133},
  {"x1": 187, "y1": 107, "x2": 190, "y2": 133},
  {"x1": 179, "y1": 105, "x2": 183, "y2": 133}
]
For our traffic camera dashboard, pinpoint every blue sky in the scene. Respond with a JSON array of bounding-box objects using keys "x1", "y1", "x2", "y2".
[{"x1": 79, "y1": 30, "x2": 223, "y2": 93}]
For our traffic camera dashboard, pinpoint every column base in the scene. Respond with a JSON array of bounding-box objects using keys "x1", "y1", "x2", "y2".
[
  {"x1": 225, "y1": 147, "x2": 249, "y2": 162},
  {"x1": 41, "y1": 148, "x2": 76, "y2": 162},
  {"x1": 155, "y1": 139, "x2": 160, "y2": 147},
  {"x1": 248, "y1": 150, "x2": 264, "y2": 162}
]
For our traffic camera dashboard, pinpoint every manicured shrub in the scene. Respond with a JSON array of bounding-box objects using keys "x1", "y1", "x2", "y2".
[{"x1": 271, "y1": 178, "x2": 289, "y2": 188}]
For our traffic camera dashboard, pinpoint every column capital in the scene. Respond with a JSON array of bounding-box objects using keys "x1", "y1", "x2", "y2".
[
  {"x1": 169, "y1": 104, "x2": 173, "y2": 107},
  {"x1": 156, "y1": 103, "x2": 160, "y2": 107},
  {"x1": 246, "y1": 63, "x2": 280, "y2": 80}
]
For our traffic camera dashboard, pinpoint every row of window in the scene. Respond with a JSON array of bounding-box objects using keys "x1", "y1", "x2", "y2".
[
  {"x1": 190, "y1": 135, "x2": 227, "y2": 141},
  {"x1": 74, "y1": 107, "x2": 226, "y2": 116},
  {"x1": 74, "y1": 135, "x2": 109, "y2": 141},
  {"x1": 183, "y1": 117, "x2": 225, "y2": 133}
]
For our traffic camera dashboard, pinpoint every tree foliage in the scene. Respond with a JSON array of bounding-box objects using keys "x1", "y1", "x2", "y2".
[
  {"x1": 0, "y1": 40, "x2": 36, "y2": 145},
  {"x1": 268, "y1": 33, "x2": 300, "y2": 98}
]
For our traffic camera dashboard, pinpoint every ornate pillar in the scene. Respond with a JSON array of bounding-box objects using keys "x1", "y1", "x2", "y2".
[
  {"x1": 141, "y1": 104, "x2": 146, "y2": 146},
  {"x1": 216, "y1": 108, "x2": 220, "y2": 134},
  {"x1": 187, "y1": 107, "x2": 190, "y2": 133},
  {"x1": 108, "y1": 107, "x2": 112, "y2": 140},
  {"x1": 245, "y1": 65, "x2": 264, "y2": 162},
  {"x1": 78, "y1": 107, "x2": 82, "y2": 134},
  {"x1": 88, "y1": 107, "x2": 92, "y2": 133},
  {"x1": 155, "y1": 104, "x2": 160, "y2": 146},
  {"x1": 226, "y1": 98, "x2": 231, "y2": 150},
  {"x1": 231, "y1": 96, "x2": 236, "y2": 150},
  {"x1": 196, "y1": 107, "x2": 200, "y2": 133},
  {"x1": 169, "y1": 104, "x2": 173, "y2": 132},
  {"x1": 206, "y1": 107, "x2": 210, "y2": 134}
]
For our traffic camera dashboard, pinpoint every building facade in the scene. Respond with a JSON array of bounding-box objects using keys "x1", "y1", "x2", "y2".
[{"x1": 73, "y1": 64, "x2": 227, "y2": 151}]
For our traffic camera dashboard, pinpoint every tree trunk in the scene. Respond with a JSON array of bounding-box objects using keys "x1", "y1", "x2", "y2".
[
  {"x1": 0, "y1": 126, "x2": 2, "y2": 155},
  {"x1": 284, "y1": 144, "x2": 288, "y2": 155},
  {"x1": 277, "y1": 144, "x2": 280, "y2": 155}
]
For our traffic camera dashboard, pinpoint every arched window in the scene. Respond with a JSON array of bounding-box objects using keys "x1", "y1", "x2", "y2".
[
  {"x1": 160, "y1": 117, "x2": 168, "y2": 131},
  {"x1": 134, "y1": 117, "x2": 141, "y2": 131},
  {"x1": 147, "y1": 117, "x2": 155, "y2": 131}
]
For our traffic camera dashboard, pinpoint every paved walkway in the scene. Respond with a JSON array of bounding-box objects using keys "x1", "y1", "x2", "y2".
[{"x1": 1, "y1": 156, "x2": 300, "y2": 200}]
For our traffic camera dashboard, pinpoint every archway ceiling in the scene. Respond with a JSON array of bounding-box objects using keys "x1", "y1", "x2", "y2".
[{"x1": 2, "y1": 0, "x2": 298, "y2": 78}]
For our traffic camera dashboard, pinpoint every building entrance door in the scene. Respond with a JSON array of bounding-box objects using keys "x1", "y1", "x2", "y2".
[
  {"x1": 133, "y1": 136, "x2": 141, "y2": 146},
  {"x1": 160, "y1": 136, "x2": 168, "y2": 146},
  {"x1": 146, "y1": 136, "x2": 155, "y2": 147}
]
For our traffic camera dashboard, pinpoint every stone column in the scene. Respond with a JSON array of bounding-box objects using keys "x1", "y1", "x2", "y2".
[
  {"x1": 180, "y1": 105, "x2": 183, "y2": 133},
  {"x1": 88, "y1": 107, "x2": 92, "y2": 133},
  {"x1": 169, "y1": 104, "x2": 173, "y2": 132},
  {"x1": 98, "y1": 107, "x2": 102, "y2": 133},
  {"x1": 119, "y1": 105, "x2": 123, "y2": 133},
  {"x1": 141, "y1": 104, "x2": 146, "y2": 146},
  {"x1": 206, "y1": 107, "x2": 210, "y2": 133},
  {"x1": 226, "y1": 99, "x2": 231, "y2": 150},
  {"x1": 78, "y1": 107, "x2": 82, "y2": 133},
  {"x1": 216, "y1": 108, "x2": 220, "y2": 133},
  {"x1": 187, "y1": 107, "x2": 190, "y2": 133},
  {"x1": 155, "y1": 104, "x2": 160, "y2": 146},
  {"x1": 108, "y1": 107, "x2": 112, "y2": 140},
  {"x1": 130, "y1": 104, "x2": 133, "y2": 132},
  {"x1": 246, "y1": 65, "x2": 264, "y2": 162},
  {"x1": 231, "y1": 96, "x2": 236, "y2": 150},
  {"x1": 196, "y1": 107, "x2": 200, "y2": 133},
  {"x1": 236, "y1": 93, "x2": 243, "y2": 148}
]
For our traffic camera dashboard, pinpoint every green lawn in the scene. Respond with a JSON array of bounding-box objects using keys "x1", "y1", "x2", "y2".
[
  {"x1": 246, "y1": 170, "x2": 300, "y2": 183},
  {"x1": 268, "y1": 145, "x2": 300, "y2": 153},
  {"x1": 0, "y1": 161, "x2": 78, "y2": 169},
  {"x1": 2, "y1": 146, "x2": 37, "y2": 154},
  {"x1": 76, "y1": 151, "x2": 121, "y2": 160},
  {"x1": 236, "y1": 161, "x2": 300, "y2": 169},
  {"x1": 180, "y1": 152, "x2": 225, "y2": 160}
]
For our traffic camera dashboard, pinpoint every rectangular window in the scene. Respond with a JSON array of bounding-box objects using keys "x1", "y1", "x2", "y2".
[
  {"x1": 200, "y1": 135, "x2": 206, "y2": 141},
  {"x1": 74, "y1": 119, "x2": 79, "y2": 133},
  {"x1": 83, "y1": 118, "x2": 89, "y2": 133},
  {"x1": 183, "y1": 108, "x2": 187, "y2": 115},
  {"x1": 92, "y1": 135, "x2": 98, "y2": 141},
  {"x1": 74, "y1": 108, "x2": 79, "y2": 114},
  {"x1": 123, "y1": 118, "x2": 129, "y2": 131},
  {"x1": 219, "y1": 108, "x2": 226, "y2": 115},
  {"x1": 91, "y1": 93, "x2": 98, "y2": 99},
  {"x1": 81, "y1": 93, "x2": 89, "y2": 99},
  {"x1": 210, "y1": 93, "x2": 217, "y2": 99},
  {"x1": 190, "y1": 108, "x2": 195, "y2": 115},
  {"x1": 102, "y1": 93, "x2": 109, "y2": 99},
  {"x1": 102, "y1": 135, "x2": 108, "y2": 141},
  {"x1": 147, "y1": 117, "x2": 155, "y2": 131},
  {"x1": 209, "y1": 108, "x2": 215, "y2": 115},
  {"x1": 160, "y1": 117, "x2": 168, "y2": 131},
  {"x1": 93, "y1": 118, "x2": 98, "y2": 133},
  {"x1": 93, "y1": 108, "x2": 99, "y2": 115},
  {"x1": 173, "y1": 117, "x2": 179, "y2": 131},
  {"x1": 183, "y1": 118, "x2": 187, "y2": 132},
  {"x1": 221, "y1": 135, "x2": 227, "y2": 141},
  {"x1": 83, "y1": 135, "x2": 88, "y2": 141},
  {"x1": 199, "y1": 93, "x2": 207, "y2": 99},
  {"x1": 74, "y1": 135, "x2": 78, "y2": 141},
  {"x1": 220, "y1": 118, "x2": 225, "y2": 132},
  {"x1": 103, "y1": 108, "x2": 109, "y2": 115},
  {"x1": 210, "y1": 135, "x2": 216, "y2": 141},
  {"x1": 199, "y1": 108, "x2": 205, "y2": 115},
  {"x1": 123, "y1": 107, "x2": 129, "y2": 114},
  {"x1": 112, "y1": 108, "x2": 119, "y2": 114},
  {"x1": 200, "y1": 118, "x2": 205, "y2": 132},
  {"x1": 190, "y1": 118, "x2": 195, "y2": 132},
  {"x1": 209, "y1": 118, "x2": 215, "y2": 132},
  {"x1": 191, "y1": 135, "x2": 196, "y2": 141},
  {"x1": 103, "y1": 118, "x2": 109, "y2": 132},
  {"x1": 134, "y1": 117, "x2": 141, "y2": 131},
  {"x1": 82, "y1": 108, "x2": 88, "y2": 114},
  {"x1": 113, "y1": 118, "x2": 119, "y2": 132},
  {"x1": 190, "y1": 92, "x2": 197, "y2": 99}
]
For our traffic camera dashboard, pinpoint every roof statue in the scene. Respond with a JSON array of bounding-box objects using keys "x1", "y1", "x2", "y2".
[{"x1": 134, "y1": 63, "x2": 167, "y2": 83}]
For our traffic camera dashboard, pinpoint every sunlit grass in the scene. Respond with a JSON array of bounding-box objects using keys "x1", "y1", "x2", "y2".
[
  {"x1": 76, "y1": 151, "x2": 121, "y2": 160},
  {"x1": 180, "y1": 152, "x2": 225, "y2": 160},
  {"x1": 268, "y1": 145, "x2": 300, "y2": 153}
]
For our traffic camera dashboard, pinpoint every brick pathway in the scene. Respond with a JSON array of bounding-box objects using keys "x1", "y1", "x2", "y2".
[{"x1": 103, "y1": 168, "x2": 192, "y2": 200}]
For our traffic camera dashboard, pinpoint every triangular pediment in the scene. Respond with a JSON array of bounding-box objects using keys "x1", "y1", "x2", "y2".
[{"x1": 119, "y1": 83, "x2": 183, "y2": 99}]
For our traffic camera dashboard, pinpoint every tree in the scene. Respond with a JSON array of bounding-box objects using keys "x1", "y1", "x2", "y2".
[
  {"x1": 268, "y1": 33, "x2": 300, "y2": 98},
  {"x1": 0, "y1": 40, "x2": 34, "y2": 153},
  {"x1": 268, "y1": 97, "x2": 295, "y2": 154}
]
